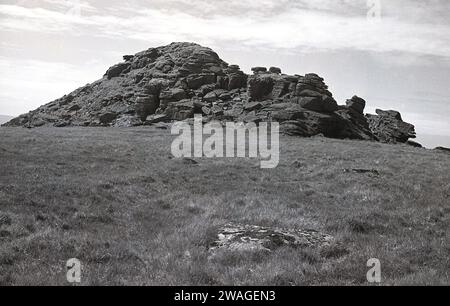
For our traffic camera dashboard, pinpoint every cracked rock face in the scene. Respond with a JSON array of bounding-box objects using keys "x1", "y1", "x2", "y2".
[
  {"x1": 2, "y1": 42, "x2": 417, "y2": 145},
  {"x1": 366, "y1": 109, "x2": 417, "y2": 143},
  {"x1": 209, "y1": 223, "x2": 333, "y2": 253}
]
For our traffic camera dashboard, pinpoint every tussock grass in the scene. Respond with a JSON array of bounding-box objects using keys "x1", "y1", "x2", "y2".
[{"x1": 0, "y1": 127, "x2": 449, "y2": 285}]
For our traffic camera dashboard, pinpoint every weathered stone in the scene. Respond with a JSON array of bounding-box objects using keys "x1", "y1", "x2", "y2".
[
  {"x1": 228, "y1": 73, "x2": 247, "y2": 90},
  {"x1": 269, "y1": 67, "x2": 282, "y2": 74},
  {"x1": 216, "y1": 75, "x2": 229, "y2": 89},
  {"x1": 251, "y1": 67, "x2": 267, "y2": 74},
  {"x1": 145, "y1": 114, "x2": 169, "y2": 124},
  {"x1": 271, "y1": 79, "x2": 291, "y2": 99},
  {"x1": 203, "y1": 89, "x2": 227, "y2": 102},
  {"x1": 211, "y1": 105, "x2": 224, "y2": 116},
  {"x1": 305, "y1": 73, "x2": 324, "y2": 81},
  {"x1": 292, "y1": 95, "x2": 338, "y2": 113},
  {"x1": 203, "y1": 91, "x2": 218, "y2": 102},
  {"x1": 333, "y1": 108, "x2": 374, "y2": 140},
  {"x1": 54, "y1": 120, "x2": 70, "y2": 127},
  {"x1": 321, "y1": 96, "x2": 339, "y2": 112},
  {"x1": 135, "y1": 94, "x2": 159, "y2": 120},
  {"x1": 366, "y1": 109, "x2": 416, "y2": 143},
  {"x1": 247, "y1": 75, "x2": 274, "y2": 101},
  {"x1": 298, "y1": 89, "x2": 324, "y2": 98},
  {"x1": 159, "y1": 88, "x2": 186, "y2": 108},
  {"x1": 209, "y1": 223, "x2": 332, "y2": 253},
  {"x1": 295, "y1": 83, "x2": 316, "y2": 96},
  {"x1": 193, "y1": 100, "x2": 206, "y2": 112},
  {"x1": 144, "y1": 79, "x2": 167, "y2": 95},
  {"x1": 201, "y1": 106, "x2": 211, "y2": 115},
  {"x1": 105, "y1": 62, "x2": 131, "y2": 79},
  {"x1": 242, "y1": 111, "x2": 265, "y2": 123},
  {"x1": 68, "y1": 104, "x2": 81, "y2": 111},
  {"x1": 164, "y1": 99, "x2": 194, "y2": 121},
  {"x1": 228, "y1": 64, "x2": 240, "y2": 71},
  {"x1": 114, "y1": 115, "x2": 142, "y2": 127},
  {"x1": 99, "y1": 112, "x2": 118, "y2": 124},
  {"x1": 218, "y1": 92, "x2": 232, "y2": 101},
  {"x1": 346, "y1": 96, "x2": 366, "y2": 114},
  {"x1": 186, "y1": 73, "x2": 216, "y2": 89},
  {"x1": 25, "y1": 118, "x2": 46, "y2": 128},
  {"x1": 375, "y1": 109, "x2": 403, "y2": 121},
  {"x1": 296, "y1": 97, "x2": 323, "y2": 112},
  {"x1": 123, "y1": 55, "x2": 134, "y2": 62},
  {"x1": 155, "y1": 58, "x2": 174, "y2": 72},
  {"x1": 199, "y1": 84, "x2": 218, "y2": 96},
  {"x1": 244, "y1": 102, "x2": 263, "y2": 112}
]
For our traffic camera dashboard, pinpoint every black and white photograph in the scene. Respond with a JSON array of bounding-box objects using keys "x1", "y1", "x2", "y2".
[{"x1": 0, "y1": 0, "x2": 449, "y2": 292}]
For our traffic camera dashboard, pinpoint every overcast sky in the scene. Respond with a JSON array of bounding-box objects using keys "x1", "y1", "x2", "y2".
[{"x1": 0, "y1": 0, "x2": 449, "y2": 147}]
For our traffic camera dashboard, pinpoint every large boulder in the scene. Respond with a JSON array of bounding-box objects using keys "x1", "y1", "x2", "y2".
[
  {"x1": 227, "y1": 72, "x2": 247, "y2": 90},
  {"x1": 247, "y1": 74, "x2": 274, "y2": 101},
  {"x1": 334, "y1": 107, "x2": 374, "y2": 140},
  {"x1": 295, "y1": 74, "x2": 330, "y2": 97},
  {"x1": 99, "y1": 112, "x2": 118, "y2": 124},
  {"x1": 159, "y1": 88, "x2": 187, "y2": 108},
  {"x1": 271, "y1": 76, "x2": 298, "y2": 99},
  {"x1": 262, "y1": 103, "x2": 339, "y2": 137},
  {"x1": 295, "y1": 95, "x2": 338, "y2": 113},
  {"x1": 247, "y1": 73, "x2": 298, "y2": 102},
  {"x1": 366, "y1": 109, "x2": 416, "y2": 143},
  {"x1": 203, "y1": 89, "x2": 228, "y2": 103},
  {"x1": 186, "y1": 73, "x2": 216, "y2": 89},
  {"x1": 269, "y1": 67, "x2": 282, "y2": 74},
  {"x1": 251, "y1": 67, "x2": 267, "y2": 74},
  {"x1": 135, "y1": 94, "x2": 159, "y2": 120},
  {"x1": 163, "y1": 99, "x2": 195, "y2": 121},
  {"x1": 104, "y1": 62, "x2": 131, "y2": 79},
  {"x1": 346, "y1": 96, "x2": 366, "y2": 114},
  {"x1": 209, "y1": 223, "x2": 332, "y2": 254}
]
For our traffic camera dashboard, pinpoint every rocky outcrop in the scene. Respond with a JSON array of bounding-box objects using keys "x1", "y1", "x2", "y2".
[
  {"x1": 366, "y1": 109, "x2": 416, "y2": 143},
  {"x1": 2, "y1": 42, "x2": 417, "y2": 144},
  {"x1": 4, "y1": 43, "x2": 232, "y2": 128},
  {"x1": 346, "y1": 96, "x2": 366, "y2": 114}
]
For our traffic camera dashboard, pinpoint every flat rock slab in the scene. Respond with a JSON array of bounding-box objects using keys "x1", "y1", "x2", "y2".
[
  {"x1": 344, "y1": 168, "x2": 380, "y2": 175},
  {"x1": 209, "y1": 223, "x2": 332, "y2": 253}
]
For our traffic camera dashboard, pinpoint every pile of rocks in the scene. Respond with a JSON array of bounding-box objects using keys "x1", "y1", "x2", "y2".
[
  {"x1": 366, "y1": 109, "x2": 416, "y2": 143},
  {"x1": 2, "y1": 42, "x2": 418, "y2": 145}
]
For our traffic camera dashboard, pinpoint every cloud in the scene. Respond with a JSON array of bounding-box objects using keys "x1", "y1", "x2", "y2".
[
  {"x1": 0, "y1": 1, "x2": 449, "y2": 59},
  {"x1": 0, "y1": 56, "x2": 106, "y2": 115}
]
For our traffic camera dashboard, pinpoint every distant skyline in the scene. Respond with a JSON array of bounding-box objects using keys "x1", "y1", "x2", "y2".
[
  {"x1": 0, "y1": 114, "x2": 12, "y2": 124},
  {"x1": 0, "y1": 0, "x2": 449, "y2": 147}
]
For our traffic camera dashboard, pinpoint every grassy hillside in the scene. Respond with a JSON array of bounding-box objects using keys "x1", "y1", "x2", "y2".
[{"x1": 0, "y1": 127, "x2": 449, "y2": 285}]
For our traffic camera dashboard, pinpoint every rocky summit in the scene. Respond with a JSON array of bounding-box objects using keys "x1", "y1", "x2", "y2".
[{"x1": 3, "y1": 42, "x2": 417, "y2": 144}]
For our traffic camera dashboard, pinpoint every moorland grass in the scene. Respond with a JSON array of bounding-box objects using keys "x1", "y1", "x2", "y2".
[{"x1": 0, "y1": 127, "x2": 449, "y2": 285}]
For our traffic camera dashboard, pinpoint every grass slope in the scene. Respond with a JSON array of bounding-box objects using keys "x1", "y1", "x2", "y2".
[{"x1": 0, "y1": 127, "x2": 449, "y2": 285}]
